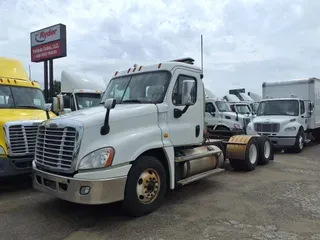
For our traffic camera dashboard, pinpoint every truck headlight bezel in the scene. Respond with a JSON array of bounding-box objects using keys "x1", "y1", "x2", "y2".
[
  {"x1": 78, "y1": 147, "x2": 115, "y2": 170},
  {"x1": 285, "y1": 126, "x2": 296, "y2": 132}
]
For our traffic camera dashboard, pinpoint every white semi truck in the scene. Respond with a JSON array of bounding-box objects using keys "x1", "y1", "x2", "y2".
[
  {"x1": 205, "y1": 97, "x2": 251, "y2": 133},
  {"x1": 32, "y1": 58, "x2": 273, "y2": 217},
  {"x1": 247, "y1": 78, "x2": 318, "y2": 153},
  {"x1": 52, "y1": 71, "x2": 105, "y2": 115}
]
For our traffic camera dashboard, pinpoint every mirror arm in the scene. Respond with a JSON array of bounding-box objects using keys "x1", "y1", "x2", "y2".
[
  {"x1": 181, "y1": 105, "x2": 190, "y2": 114},
  {"x1": 45, "y1": 109, "x2": 50, "y2": 120},
  {"x1": 100, "y1": 109, "x2": 111, "y2": 135}
]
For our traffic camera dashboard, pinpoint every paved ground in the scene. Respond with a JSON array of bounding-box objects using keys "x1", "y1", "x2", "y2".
[{"x1": 0, "y1": 144, "x2": 320, "y2": 240}]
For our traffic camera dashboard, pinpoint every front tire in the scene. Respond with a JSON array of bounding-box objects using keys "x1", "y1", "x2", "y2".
[
  {"x1": 123, "y1": 155, "x2": 167, "y2": 217},
  {"x1": 291, "y1": 130, "x2": 304, "y2": 153}
]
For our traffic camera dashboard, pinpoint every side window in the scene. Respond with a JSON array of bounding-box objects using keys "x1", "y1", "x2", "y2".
[
  {"x1": 63, "y1": 95, "x2": 71, "y2": 109},
  {"x1": 172, "y1": 75, "x2": 197, "y2": 106},
  {"x1": 205, "y1": 103, "x2": 216, "y2": 113},
  {"x1": 70, "y1": 94, "x2": 76, "y2": 111},
  {"x1": 300, "y1": 100, "x2": 305, "y2": 114}
]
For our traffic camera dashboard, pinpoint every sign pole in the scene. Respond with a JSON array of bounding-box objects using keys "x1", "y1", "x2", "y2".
[
  {"x1": 49, "y1": 59, "x2": 54, "y2": 103},
  {"x1": 44, "y1": 60, "x2": 48, "y2": 102}
]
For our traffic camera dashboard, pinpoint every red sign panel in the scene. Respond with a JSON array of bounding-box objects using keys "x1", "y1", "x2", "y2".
[
  {"x1": 31, "y1": 40, "x2": 62, "y2": 62},
  {"x1": 30, "y1": 24, "x2": 67, "y2": 62}
]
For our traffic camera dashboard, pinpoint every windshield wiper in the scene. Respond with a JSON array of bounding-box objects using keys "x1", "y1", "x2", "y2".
[
  {"x1": 122, "y1": 100, "x2": 142, "y2": 103},
  {"x1": 17, "y1": 105, "x2": 43, "y2": 110}
]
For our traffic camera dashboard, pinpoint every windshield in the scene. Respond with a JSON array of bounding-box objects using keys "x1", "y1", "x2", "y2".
[
  {"x1": 75, "y1": 92, "x2": 102, "y2": 109},
  {"x1": 0, "y1": 85, "x2": 45, "y2": 109},
  {"x1": 236, "y1": 104, "x2": 251, "y2": 114},
  {"x1": 257, "y1": 100, "x2": 299, "y2": 116},
  {"x1": 101, "y1": 71, "x2": 171, "y2": 104},
  {"x1": 216, "y1": 101, "x2": 231, "y2": 112}
]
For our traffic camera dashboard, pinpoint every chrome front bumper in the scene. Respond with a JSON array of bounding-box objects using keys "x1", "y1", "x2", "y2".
[{"x1": 33, "y1": 163, "x2": 127, "y2": 205}]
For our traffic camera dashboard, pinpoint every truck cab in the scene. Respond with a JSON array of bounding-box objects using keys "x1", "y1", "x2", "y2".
[
  {"x1": 205, "y1": 97, "x2": 246, "y2": 133},
  {"x1": 32, "y1": 57, "x2": 273, "y2": 217},
  {"x1": 246, "y1": 78, "x2": 320, "y2": 153},
  {"x1": 247, "y1": 97, "x2": 314, "y2": 152},
  {"x1": 52, "y1": 71, "x2": 105, "y2": 115},
  {"x1": 0, "y1": 57, "x2": 55, "y2": 177}
]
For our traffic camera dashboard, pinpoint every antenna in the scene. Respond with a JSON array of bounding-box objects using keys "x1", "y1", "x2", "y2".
[
  {"x1": 28, "y1": 65, "x2": 32, "y2": 80},
  {"x1": 200, "y1": 34, "x2": 204, "y2": 79}
]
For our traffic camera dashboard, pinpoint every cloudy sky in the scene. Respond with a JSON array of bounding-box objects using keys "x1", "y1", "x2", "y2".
[{"x1": 1, "y1": 0, "x2": 320, "y2": 96}]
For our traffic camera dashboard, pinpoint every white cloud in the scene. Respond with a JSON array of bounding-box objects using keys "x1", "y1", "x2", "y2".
[{"x1": 1, "y1": 0, "x2": 320, "y2": 97}]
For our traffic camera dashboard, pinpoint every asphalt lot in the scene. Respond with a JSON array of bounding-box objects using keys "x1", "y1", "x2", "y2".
[{"x1": 0, "y1": 145, "x2": 320, "y2": 240}]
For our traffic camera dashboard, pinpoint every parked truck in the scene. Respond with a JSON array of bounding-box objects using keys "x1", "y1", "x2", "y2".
[
  {"x1": 32, "y1": 58, "x2": 273, "y2": 217},
  {"x1": 52, "y1": 71, "x2": 105, "y2": 115},
  {"x1": 246, "y1": 78, "x2": 318, "y2": 153},
  {"x1": 0, "y1": 57, "x2": 54, "y2": 177},
  {"x1": 205, "y1": 97, "x2": 251, "y2": 133}
]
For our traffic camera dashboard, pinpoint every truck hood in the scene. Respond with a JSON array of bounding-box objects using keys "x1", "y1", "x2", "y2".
[
  {"x1": 0, "y1": 109, "x2": 56, "y2": 125},
  {"x1": 56, "y1": 104, "x2": 158, "y2": 128},
  {"x1": 253, "y1": 115, "x2": 296, "y2": 124}
]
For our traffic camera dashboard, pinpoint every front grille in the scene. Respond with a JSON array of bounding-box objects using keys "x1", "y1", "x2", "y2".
[
  {"x1": 254, "y1": 123, "x2": 280, "y2": 132},
  {"x1": 8, "y1": 125, "x2": 38, "y2": 155},
  {"x1": 35, "y1": 126, "x2": 77, "y2": 170}
]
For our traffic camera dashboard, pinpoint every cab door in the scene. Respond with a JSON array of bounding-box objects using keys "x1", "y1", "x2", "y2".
[
  {"x1": 167, "y1": 68, "x2": 204, "y2": 146},
  {"x1": 299, "y1": 100, "x2": 307, "y2": 130}
]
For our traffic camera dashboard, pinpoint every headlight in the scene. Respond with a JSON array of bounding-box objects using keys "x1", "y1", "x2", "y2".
[
  {"x1": 234, "y1": 123, "x2": 242, "y2": 129},
  {"x1": 79, "y1": 147, "x2": 115, "y2": 170},
  {"x1": 0, "y1": 146, "x2": 5, "y2": 155},
  {"x1": 285, "y1": 126, "x2": 296, "y2": 132}
]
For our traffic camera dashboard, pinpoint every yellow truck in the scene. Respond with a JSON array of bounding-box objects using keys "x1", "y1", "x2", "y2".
[{"x1": 0, "y1": 57, "x2": 55, "y2": 177}]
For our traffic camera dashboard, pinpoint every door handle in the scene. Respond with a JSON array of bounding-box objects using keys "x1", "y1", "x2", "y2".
[{"x1": 195, "y1": 125, "x2": 200, "y2": 137}]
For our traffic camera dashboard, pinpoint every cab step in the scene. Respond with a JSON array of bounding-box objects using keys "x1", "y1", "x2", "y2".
[{"x1": 177, "y1": 168, "x2": 225, "y2": 186}]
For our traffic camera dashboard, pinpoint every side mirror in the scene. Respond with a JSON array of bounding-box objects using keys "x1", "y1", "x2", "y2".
[
  {"x1": 104, "y1": 98, "x2": 116, "y2": 110},
  {"x1": 181, "y1": 80, "x2": 195, "y2": 106},
  {"x1": 308, "y1": 102, "x2": 314, "y2": 116},
  {"x1": 101, "y1": 98, "x2": 116, "y2": 136},
  {"x1": 44, "y1": 103, "x2": 51, "y2": 111},
  {"x1": 52, "y1": 97, "x2": 58, "y2": 113},
  {"x1": 57, "y1": 94, "x2": 64, "y2": 112},
  {"x1": 44, "y1": 103, "x2": 51, "y2": 119}
]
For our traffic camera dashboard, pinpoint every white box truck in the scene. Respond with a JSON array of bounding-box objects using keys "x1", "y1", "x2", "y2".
[
  {"x1": 246, "y1": 78, "x2": 319, "y2": 153},
  {"x1": 32, "y1": 58, "x2": 274, "y2": 217}
]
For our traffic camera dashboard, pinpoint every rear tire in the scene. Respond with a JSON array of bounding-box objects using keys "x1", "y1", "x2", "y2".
[
  {"x1": 257, "y1": 136, "x2": 273, "y2": 165},
  {"x1": 229, "y1": 138, "x2": 259, "y2": 171},
  {"x1": 122, "y1": 155, "x2": 167, "y2": 217}
]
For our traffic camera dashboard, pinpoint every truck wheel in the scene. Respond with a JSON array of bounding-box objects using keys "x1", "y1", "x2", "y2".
[
  {"x1": 211, "y1": 142, "x2": 226, "y2": 168},
  {"x1": 291, "y1": 131, "x2": 304, "y2": 153},
  {"x1": 257, "y1": 136, "x2": 273, "y2": 165},
  {"x1": 123, "y1": 155, "x2": 167, "y2": 217},
  {"x1": 229, "y1": 138, "x2": 258, "y2": 171}
]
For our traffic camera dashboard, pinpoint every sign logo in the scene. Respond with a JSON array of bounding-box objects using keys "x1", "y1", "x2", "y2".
[{"x1": 35, "y1": 29, "x2": 57, "y2": 43}]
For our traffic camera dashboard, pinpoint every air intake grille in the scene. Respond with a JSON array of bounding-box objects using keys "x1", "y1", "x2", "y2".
[{"x1": 35, "y1": 126, "x2": 77, "y2": 170}]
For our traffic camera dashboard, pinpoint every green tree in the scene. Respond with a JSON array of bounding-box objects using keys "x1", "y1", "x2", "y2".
[{"x1": 43, "y1": 80, "x2": 61, "y2": 102}]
